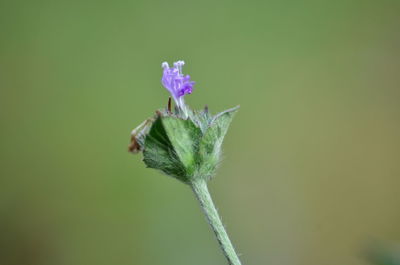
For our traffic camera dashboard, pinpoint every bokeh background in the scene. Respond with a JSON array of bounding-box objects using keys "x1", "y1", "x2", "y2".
[{"x1": 1, "y1": 0, "x2": 399, "y2": 264}]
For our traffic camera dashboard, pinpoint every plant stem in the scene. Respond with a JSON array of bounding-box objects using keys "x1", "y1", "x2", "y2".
[{"x1": 190, "y1": 179, "x2": 242, "y2": 265}]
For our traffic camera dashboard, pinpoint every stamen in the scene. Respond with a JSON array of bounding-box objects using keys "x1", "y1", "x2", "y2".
[
  {"x1": 161, "y1": 62, "x2": 169, "y2": 69},
  {"x1": 174, "y1": 60, "x2": 185, "y2": 75}
]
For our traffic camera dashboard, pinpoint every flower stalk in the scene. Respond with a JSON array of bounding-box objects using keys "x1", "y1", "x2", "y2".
[{"x1": 191, "y1": 179, "x2": 242, "y2": 265}]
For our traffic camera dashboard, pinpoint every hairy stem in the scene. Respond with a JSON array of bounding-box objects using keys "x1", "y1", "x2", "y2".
[{"x1": 190, "y1": 179, "x2": 242, "y2": 265}]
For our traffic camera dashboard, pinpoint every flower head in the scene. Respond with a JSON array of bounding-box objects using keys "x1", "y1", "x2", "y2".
[
  {"x1": 130, "y1": 60, "x2": 240, "y2": 183},
  {"x1": 161, "y1": 60, "x2": 195, "y2": 111}
]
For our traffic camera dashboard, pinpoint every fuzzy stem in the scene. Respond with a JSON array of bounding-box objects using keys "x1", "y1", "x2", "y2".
[{"x1": 190, "y1": 179, "x2": 242, "y2": 265}]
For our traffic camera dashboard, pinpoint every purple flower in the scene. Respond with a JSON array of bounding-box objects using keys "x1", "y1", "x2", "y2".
[{"x1": 161, "y1": 61, "x2": 195, "y2": 110}]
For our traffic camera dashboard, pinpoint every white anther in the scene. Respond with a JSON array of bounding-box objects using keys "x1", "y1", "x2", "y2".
[
  {"x1": 161, "y1": 62, "x2": 169, "y2": 69},
  {"x1": 174, "y1": 60, "x2": 185, "y2": 75}
]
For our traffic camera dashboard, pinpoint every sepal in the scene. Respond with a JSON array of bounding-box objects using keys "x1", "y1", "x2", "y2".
[
  {"x1": 130, "y1": 106, "x2": 239, "y2": 184},
  {"x1": 196, "y1": 106, "x2": 239, "y2": 180},
  {"x1": 142, "y1": 115, "x2": 201, "y2": 183}
]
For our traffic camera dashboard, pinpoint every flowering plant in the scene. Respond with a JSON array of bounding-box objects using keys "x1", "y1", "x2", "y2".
[{"x1": 129, "y1": 60, "x2": 242, "y2": 265}]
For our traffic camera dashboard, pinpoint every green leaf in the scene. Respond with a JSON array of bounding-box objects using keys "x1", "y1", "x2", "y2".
[
  {"x1": 197, "y1": 106, "x2": 239, "y2": 178},
  {"x1": 162, "y1": 116, "x2": 202, "y2": 174},
  {"x1": 143, "y1": 116, "x2": 202, "y2": 183}
]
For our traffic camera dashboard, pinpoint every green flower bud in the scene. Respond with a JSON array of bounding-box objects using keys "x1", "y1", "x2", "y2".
[{"x1": 130, "y1": 106, "x2": 239, "y2": 184}]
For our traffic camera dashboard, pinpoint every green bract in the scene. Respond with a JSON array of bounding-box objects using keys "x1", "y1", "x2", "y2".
[{"x1": 131, "y1": 106, "x2": 238, "y2": 184}]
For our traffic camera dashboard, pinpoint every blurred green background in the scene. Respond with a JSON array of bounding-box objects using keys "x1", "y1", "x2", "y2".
[{"x1": 1, "y1": 0, "x2": 399, "y2": 264}]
